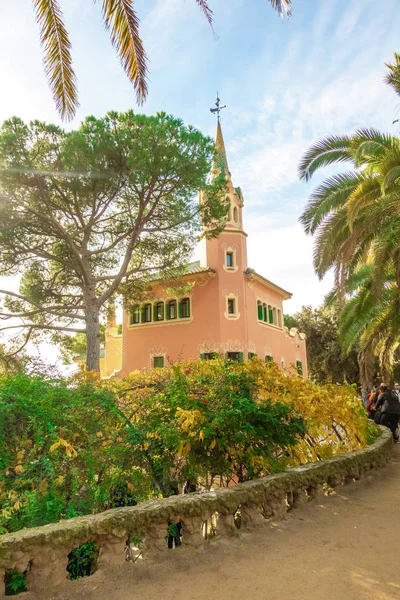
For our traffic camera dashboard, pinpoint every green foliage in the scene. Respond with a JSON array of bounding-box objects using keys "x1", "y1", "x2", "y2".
[
  {"x1": 4, "y1": 569, "x2": 28, "y2": 596},
  {"x1": 285, "y1": 304, "x2": 360, "y2": 385},
  {"x1": 0, "y1": 373, "x2": 155, "y2": 534},
  {"x1": 0, "y1": 111, "x2": 228, "y2": 371},
  {"x1": 299, "y1": 55, "x2": 400, "y2": 386},
  {"x1": 66, "y1": 541, "x2": 99, "y2": 580},
  {"x1": 0, "y1": 358, "x2": 372, "y2": 534}
]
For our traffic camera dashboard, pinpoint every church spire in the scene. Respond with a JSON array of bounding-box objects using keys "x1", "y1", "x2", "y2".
[
  {"x1": 210, "y1": 94, "x2": 230, "y2": 179},
  {"x1": 215, "y1": 120, "x2": 229, "y2": 173}
]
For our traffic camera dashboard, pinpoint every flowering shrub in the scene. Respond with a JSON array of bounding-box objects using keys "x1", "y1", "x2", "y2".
[{"x1": 0, "y1": 359, "x2": 374, "y2": 534}]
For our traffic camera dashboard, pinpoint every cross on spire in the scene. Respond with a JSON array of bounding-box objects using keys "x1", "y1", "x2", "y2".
[{"x1": 210, "y1": 93, "x2": 226, "y2": 122}]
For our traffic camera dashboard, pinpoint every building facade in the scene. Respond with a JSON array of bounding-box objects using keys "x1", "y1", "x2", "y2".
[{"x1": 103, "y1": 121, "x2": 307, "y2": 378}]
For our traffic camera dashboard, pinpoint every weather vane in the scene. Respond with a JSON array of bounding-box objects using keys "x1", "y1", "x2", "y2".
[{"x1": 210, "y1": 93, "x2": 226, "y2": 121}]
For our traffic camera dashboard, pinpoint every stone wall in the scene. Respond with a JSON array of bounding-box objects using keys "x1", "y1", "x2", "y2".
[{"x1": 0, "y1": 427, "x2": 393, "y2": 598}]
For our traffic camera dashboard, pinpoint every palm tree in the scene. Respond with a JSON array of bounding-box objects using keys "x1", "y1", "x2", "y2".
[
  {"x1": 328, "y1": 264, "x2": 400, "y2": 386},
  {"x1": 32, "y1": 0, "x2": 292, "y2": 121},
  {"x1": 299, "y1": 55, "x2": 400, "y2": 384}
]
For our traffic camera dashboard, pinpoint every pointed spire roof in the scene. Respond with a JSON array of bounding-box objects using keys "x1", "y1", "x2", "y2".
[{"x1": 212, "y1": 120, "x2": 230, "y2": 180}]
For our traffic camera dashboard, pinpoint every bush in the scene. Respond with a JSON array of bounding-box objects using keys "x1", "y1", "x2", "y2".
[{"x1": 0, "y1": 359, "x2": 374, "y2": 534}]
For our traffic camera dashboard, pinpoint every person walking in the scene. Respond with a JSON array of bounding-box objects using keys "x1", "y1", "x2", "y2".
[
  {"x1": 375, "y1": 385, "x2": 400, "y2": 442},
  {"x1": 394, "y1": 383, "x2": 400, "y2": 400}
]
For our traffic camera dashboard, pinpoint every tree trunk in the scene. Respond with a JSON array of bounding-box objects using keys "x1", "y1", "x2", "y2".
[{"x1": 85, "y1": 303, "x2": 101, "y2": 372}]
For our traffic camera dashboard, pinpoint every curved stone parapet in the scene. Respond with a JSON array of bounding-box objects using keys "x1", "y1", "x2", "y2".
[{"x1": 0, "y1": 427, "x2": 393, "y2": 597}]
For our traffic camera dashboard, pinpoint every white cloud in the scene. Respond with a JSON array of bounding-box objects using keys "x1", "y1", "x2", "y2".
[{"x1": 246, "y1": 220, "x2": 334, "y2": 314}]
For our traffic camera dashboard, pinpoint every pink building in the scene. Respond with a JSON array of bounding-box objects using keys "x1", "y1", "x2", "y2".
[{"x1": 117, "y1": 121, "x2": 307, "y2": 377}]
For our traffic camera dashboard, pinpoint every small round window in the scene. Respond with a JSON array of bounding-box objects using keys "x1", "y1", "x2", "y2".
[{"x1": 233, "y1": 207, "x2": 238, "y2": 223}]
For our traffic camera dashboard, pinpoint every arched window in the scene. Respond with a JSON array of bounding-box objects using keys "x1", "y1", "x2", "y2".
[
  {"x1": 273, "y1": 307, "x2": 277, "y2": 325},
  {"x1": 179, "y1": 298, "x2": 190, "y2": 318},
  {"x1": 167, "y1": 299, "x2": 177, "y2": 320},
  {"x1": 278, "y1": 309, "x2": 282, "y2": 328},
  {"x1": 154, "y1": 301, "x2": 164, "y2": 321},
  {"x1": 257, "y1": 301, "x2": 263, "y2": 321},
  {"x1": 263, "y1": 303, "x2": 267, "y2": 323},
  {"x1": 268, "y1": 305, "x2": 274, "y2": 324},
  {"x1": 130, "y1": 305, "x2": 140, "y2": 325},
  {"x1": 143, "y1": 303, "x2": 152, "y2": 323},
  {"x1": 233, "y1": 206, "x2": 238, "y2": 223}
]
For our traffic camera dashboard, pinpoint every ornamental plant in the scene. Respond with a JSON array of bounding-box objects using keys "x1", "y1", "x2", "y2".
[{"x1": 0, "y1": 358, "x2": 374, "y2": 534}]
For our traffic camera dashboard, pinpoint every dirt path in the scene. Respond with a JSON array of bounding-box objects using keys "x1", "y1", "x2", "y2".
[{"x1": 52, "y1": 446, "x2": 400, "y2": 600}]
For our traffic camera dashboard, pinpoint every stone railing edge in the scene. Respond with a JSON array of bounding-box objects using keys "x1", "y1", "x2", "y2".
[{"x1": 0, "y1": 426, "x2": 393, "y2": 596}]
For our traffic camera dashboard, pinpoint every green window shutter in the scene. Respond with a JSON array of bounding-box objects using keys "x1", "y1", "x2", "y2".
[
  {"x1": 296, "y1": 361, "x2": 303, "y2": 376},
  {"x1": 153, "y1": 304, "x2": 158, "y2": 321},
  {"x1": 165, "y1": 302, "x2": 170, "y2": 320},
  {"x1": 178, "y1": 300, "x2": 183, "y2": 318},
  {"x1": 268, "y1": 309, "x2": 273, "y2": 324},
  {"x1": 141, "y1": 306, "x2": 146, "y2": 323},
  {"x1": 248, "y1": 352, "x2": 257, "y2": 360},
  {"x1": 225, "y1": 352, "x2": 229, "y2": 360},
  {"x1": 257, "y1": 304, "x2": 263, "y2": 320},
  {"x1": 200, "y1": 353, "x2": 205, "y2": 360},
  {"x1": 263, "y1": 306, "x2": 267, "y2": 322},
  {"x1": 186, "y1": 299, "x2": 191, "y2": 318},
  {"x1": 154, "y1": 356, "x2": 164, "y2": 368},
  {"x1": 239, "y1": 352, "x2": 244, "y2": 363},
  {"x1": 265, "y1": 355, "x2": 273, "y2": 363},
  {"x1": 160, "y1": 303, "x2": 164, "y2": 320}
]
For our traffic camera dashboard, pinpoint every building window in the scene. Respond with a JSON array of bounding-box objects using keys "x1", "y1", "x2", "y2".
[
  {"x1": 167, "y1": 300, "x2": 177, "y2": 320},
  {"x1": 154, "y1": 301, "x2": 164, "y2": 321},
  {"x1": 228, "y1": 298, "x2": 235, "y2": 314},
  {"x1": 268, "y1": 307, "x2": 274, "y2": 324},
  {"x1": 296, "y1": 361, "x2": 303, "y2": 376},
  {"x1": 226, "y1": 252, "x2": 234, "y2": 268},
  {"x1": 278, "y1": 309, "x2": 283, "y2": 328},
  {"x1": 257, "y1": 301, "x2": 263, "y2": 321},
  {"x1": 226, "y1": 352, "x2": 244, "y2": 362},
  {"x1": 233, "y1": 206, "x2": 238, "y2": 223},
  {"x1": 180, "y1": 297, "x2": 190, "y2": 318},
  {"x1": 154, "y1": 356, "x2": 164, "y2": 368},
  {"x1": 248, "y1": 352, "x2": 257, "y2": 360},
  {"x1": 273, "y1": 307, "x2": 277, "y2": 325},
  {"x1": 201, "y1": 352, "x2": 218, "y2": 360},
  {"x1": 130, "y1": 305, "x2": 140, "y2": 325},
  {"x1": 143, "y1": 303, "x2": 152, "y2": 323},
  {"x1": 265, "y1": 355, "x2": 273, "y2": 363},
  {"x1": 263, "y1": 303, "x2": 267, "y2": 322}
]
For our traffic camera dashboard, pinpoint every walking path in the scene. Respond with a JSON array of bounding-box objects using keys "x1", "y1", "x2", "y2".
[{"x1": 54, "y1": 446, "x2": 400, "y2": 600}]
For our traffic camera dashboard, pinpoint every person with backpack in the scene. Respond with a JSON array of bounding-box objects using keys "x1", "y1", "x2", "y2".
[{"x1": 375, "y1": 385, "x2": 400, "y2": 442}]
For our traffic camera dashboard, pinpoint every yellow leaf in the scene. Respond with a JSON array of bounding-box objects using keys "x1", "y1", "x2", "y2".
[
  {"x1": 55, "y1": 475, "x2": 64, "y2": 485},
  {"x1": 49, "y1": 441, "x2": 61, "y2": 453},
  {"x1": 96, "y1": 432, "x2": 103, "y2": 438},
  {"x1": 199, "y1": 430, "x2": 204, "y2": 441},
  {"x1": 13, "y1": 500, "x2": 22, "y2": 511},
  {"x1": 127, "y1": 482, "x2": 134, "y2": 491},
  {"x1": 209, "y1": 438, "x2": 217, "y2": 450},
  {"x1": 16, "y1": 450, "x2": 25, "y2": 462},
  {"x1": 38, "y1": 479, "x2": 48, "y2": 494},
  {"x1": 14, "y1": 465, "x2": 23, "y2": 475}
]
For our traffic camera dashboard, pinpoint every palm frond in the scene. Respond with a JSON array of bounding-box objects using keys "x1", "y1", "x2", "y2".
[
  {"x1": 300, "y1": 172, "x2": 361, "y2": 234},
  {"x1": 98, "y1": 0, "x2": 148, "y2": 105},
  {"x1": 382, "y1": 165, "x2": 400, "y2": 191},
  {"x1": 298, "y1": 135, "x2": 353, "y2": 181},
  {"x1": 195, "y1": 0, "x2": 213, "y2": 26},
  {"x1": 384, "y1": 52, "x2": 400, "y2": 98},
  {"x1": 268, "y1": 0, "x2": 292, "y2": 17},
  {"x1": 33, "y1": 0, "x2": 78, "y2": 121}
]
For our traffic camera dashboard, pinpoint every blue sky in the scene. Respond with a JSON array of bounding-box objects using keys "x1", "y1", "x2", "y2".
[{"x1": 1, "y1": 0, "x2": 400, "y2": 313}]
